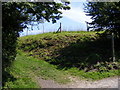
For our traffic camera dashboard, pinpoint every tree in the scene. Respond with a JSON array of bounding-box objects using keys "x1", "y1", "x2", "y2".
[
  {"x1": 2, "y1": 1, "x2": 70, "y2": 85},
  {"x1": 84, "y1": 2, "x2": 120, "y2": 39}
]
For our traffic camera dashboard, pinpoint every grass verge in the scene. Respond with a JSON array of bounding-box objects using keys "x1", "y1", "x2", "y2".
[
  {"x1": 4, "y1": 50, "x2": 119, "y2": 88},
  {"x1": 65, "y1": 67, "x2": 119, "y2": 81},
  {"x1": 4, "y1": 50, "x2": 71, "y2": 88}
]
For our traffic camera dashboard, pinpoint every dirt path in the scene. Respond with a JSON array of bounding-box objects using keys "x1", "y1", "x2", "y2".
[
  {"x1": 68, "y1": 76, "x2": 119, "y2": 88},
  {"x1": 35, "y1": 76, "x2": 119, "y2": 88}
]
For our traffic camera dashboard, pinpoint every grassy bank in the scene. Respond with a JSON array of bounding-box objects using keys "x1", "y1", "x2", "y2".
[
  {"x1": 4, "y1": 50, "x2": 71, "y2": 88},
  {"x1": 18, "y1": 31, "x2": 120, "y2": 71},
  {"x1": 4, "y1": 31, "x2": 119, "y2": 88},
  {"x1": 4, "y1": 50, "x2": 119, "y2": 88}
]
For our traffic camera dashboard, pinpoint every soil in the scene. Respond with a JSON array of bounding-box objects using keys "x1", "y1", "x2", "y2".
[{"x1": 35, "y1": 76, "x2": 119, "y2": 88}]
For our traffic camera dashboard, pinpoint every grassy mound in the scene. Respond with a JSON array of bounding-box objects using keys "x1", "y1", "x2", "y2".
[{"x1": 18, "y1": 31, "x2": 120, "y2": 72}]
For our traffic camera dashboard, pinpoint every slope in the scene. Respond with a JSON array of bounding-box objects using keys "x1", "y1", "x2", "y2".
[{"x1": 18, "y1": 31, "x2": 120, "y2": 72}]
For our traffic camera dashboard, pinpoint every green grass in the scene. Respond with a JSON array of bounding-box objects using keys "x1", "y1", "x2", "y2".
[
  {"x1": 5, "y1": 31, "x2": 119, "y2": 88},
  {"x1": 65, "y1": 67, "x2": 119, "y2": 81},
  {"x1": 18, "y1": 31, "x2": 120, "y2": 71},
  {"x1": 18, "y1": 31, "x2": 97, "y2": 45},
  {"x1": 4, "y1": 50, "x2": 119, "y2": 88},
  {"x1": 4, "y1": 50, "x2": 71, "y2": 88}
]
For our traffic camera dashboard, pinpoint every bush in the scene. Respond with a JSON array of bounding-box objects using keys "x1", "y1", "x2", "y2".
[
  {"x1": 2, "y1": 31, "x2": 18, "y2": 69},
  {"x1": 2, "y1": 30, "x2": 18, "y2": 86}
]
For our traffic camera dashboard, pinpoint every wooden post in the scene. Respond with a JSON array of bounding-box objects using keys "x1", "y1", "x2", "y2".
[
  {"x1": 42, "y1": 23, "x2": 44, "y2": 33},
  {"x1": 85, "y1": 21, "x2": 89, "y2": 32},
  {"x1": 112, "y1": 32, "x2": 115, "y2": 61},
  {"x1": 43, "y1": 19, "x2": 44, "y2": 33},
  {"x1": 27, "y1": 28, "x2": 28, "y2": 36},
  {"x1": 56, "y1": 22, "x2": 62, "y2": 33},
  {"x1": 60, "y1": 22, "x2": 62, "y2": 32}
]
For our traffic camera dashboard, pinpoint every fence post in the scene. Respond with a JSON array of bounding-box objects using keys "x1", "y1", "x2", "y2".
[
  {"x1": 26, "y1": 28, "x2": 28, "y2": 36},
  {"x1": 85, "y1": 21, "x2": 89, "y2": 32},
  {"x1": 56, "y1": 22, "x2": 62, "y2": 33},
  {"x1": 60, "y1": 22, "x2": 62, "y2": 32},
  {"x1": 112, "y1": 32, "x2": 115, "y2": 61},
  {"x1": 42, "y1": 23, "x2": 44, "y2": 33}
]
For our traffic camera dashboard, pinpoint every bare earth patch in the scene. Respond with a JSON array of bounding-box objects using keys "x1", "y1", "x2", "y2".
[{"x1": 35, "y1": 76, "x2": 119, "y2": 88}]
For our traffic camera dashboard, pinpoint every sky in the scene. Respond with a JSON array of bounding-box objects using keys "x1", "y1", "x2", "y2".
[{"x1": 20, "y1": 1, "x2": 92, "y2": 36}]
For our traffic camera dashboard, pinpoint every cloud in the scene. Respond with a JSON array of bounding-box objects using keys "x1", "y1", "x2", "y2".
[
  {"x1": 61, "y1": 5, "x2": 92, "y2": 24},
  {"x1": 68, "y1": 0, "x2": 87, "y2": 2}
]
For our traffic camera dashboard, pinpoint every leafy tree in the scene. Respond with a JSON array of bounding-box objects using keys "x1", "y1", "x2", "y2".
[
  {"x1": 84, "y1": 2, "x2": 120, "y2": 39},
  {"x1": 2, "y1": 1, "x2": 70, "y2": 85}
]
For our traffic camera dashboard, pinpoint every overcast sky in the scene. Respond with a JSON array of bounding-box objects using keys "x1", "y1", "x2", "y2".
[{"x1": 20, "y1": 1, "x2": 92, "y2": 36}]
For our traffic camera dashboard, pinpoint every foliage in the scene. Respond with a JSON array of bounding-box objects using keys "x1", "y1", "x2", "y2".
[
  {"x1": 2, "y1": 2, "x2": 70, "y2": 86},
  {"x1": 84, "y1": 2, "x2": 120, "y2": 39}
]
